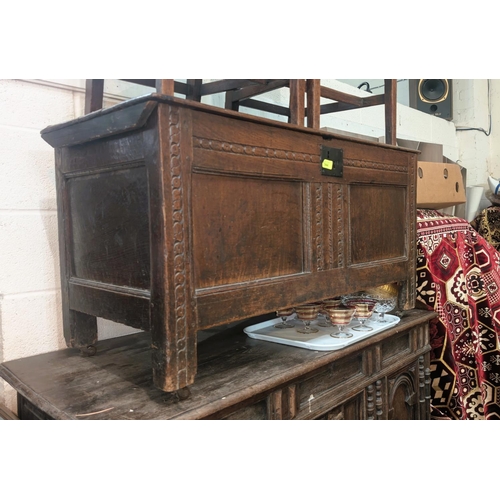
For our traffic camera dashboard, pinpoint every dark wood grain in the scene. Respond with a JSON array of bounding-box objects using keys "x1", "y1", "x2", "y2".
[
  {"x1": 186, "y1": 79, "x2": 202, "y2": 101},
  {"x1": 155, "y1": 79, "x2": 175, "y2": 95},
  {"x1": 43, "y1": 99, "x2": 158, "y2": 148},
  {"x1": 55, "y1": 150, "x2": 98, "y2": 349},
  {"x1": 384, "y1": 79, "x2": 397, "y2": 145},
  {"x1": 40, "y1": 92, "x2": 415, "y2": 393},
  {"x1": 320, "y1": 94, "x2": 385, "y2": 114},
  {"x1": 289, "y1": 79, "x2": 306, "y2": 126},
  {"x1": 85, "y1": 79, "x2": 104, "y2": 114},
  {"x1": 67, "y1": 164, "x2": 150, "y2": 288},
  {"x1": 191, "y1": 173, "x2": 304, "y2": 288},
  {"x1": 228, "y1": 79, "x2": 289, "y2": 103},
  {"x1": 1, "y1": 310, "x2": 435, "y2": 420},
  {"x1": 237, "y1": 98, "x2": 290, "y2": 117},
  {"x1": 306, "y1": 79, "x2": 320, "y2": 129}
]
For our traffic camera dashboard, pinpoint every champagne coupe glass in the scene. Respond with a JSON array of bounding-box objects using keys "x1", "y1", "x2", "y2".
[
  {"x1": 315, "y1": 300, "x2": 332, "y2": 327},
  {"x1": 373, "y1": 297, "x2": 397, "y2": 323},
  {"x1": 295, "y1": 304, "x2": 321, "y2": 334},
  {"x1": 352, "y1": 303, "x2": 373, "y2": 331},
  {"x1": 319, "y1": 299, "x2": 342, "y2": 327},
  {"x1": 274, "y1": 307, "x2": 295, "y2": 329},
  {"x1": 327, "y1": 308, "x2": 355, "y2": 338}
]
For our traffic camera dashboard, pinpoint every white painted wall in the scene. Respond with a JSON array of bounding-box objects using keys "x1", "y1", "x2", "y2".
[
  {"x1": 0, "y1": 78, "x2": 496, "y2": 414},
  {"x1": 0, "y1": 79, "x2": 144, "y2": 412}
]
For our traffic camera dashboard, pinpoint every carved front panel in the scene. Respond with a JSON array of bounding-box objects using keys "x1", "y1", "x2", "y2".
[
  {"x1": 348, "y1": 185, "x2": 407, "y2": 265},
  {"x1": 293, "y1": 354, "x2": 365, "y2": 419},
  {"x1": 380, "y1": 330, "x2": 413, "y2": 369},
  {"x1": 317, "y1": 392, "x2": 365, "y2": 420},
  {"x1": 192, "y1": 173, "x2": 304, "y2": 288},
  {"x1": 190, "y1": 109, "x2": 416, "y2": 329},
  {"x1": 222, "y1": 400, "x2": 268, "y2": 420},
  {"x1": 387, "y1": 362, "x2": 418, "y2": 420}
]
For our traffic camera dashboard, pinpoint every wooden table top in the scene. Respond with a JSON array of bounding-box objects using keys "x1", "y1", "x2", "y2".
[{"x1": 0, "y1": 309, "x2": 436, "y2": 420}]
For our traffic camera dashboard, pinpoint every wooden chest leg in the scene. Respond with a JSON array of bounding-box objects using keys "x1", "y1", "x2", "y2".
[
  {"x1": 66, "y1": 309, "x2": 98, "y2": 355},
  {"x1": 151, "y1": 321, "x2": 197, "y2": 394},
  {"x1": 55, "y1": 155, "x2": 98, "y2": 353},
  {"x1": 147, "y1": 103, "x2": 198, "y2": 394}
]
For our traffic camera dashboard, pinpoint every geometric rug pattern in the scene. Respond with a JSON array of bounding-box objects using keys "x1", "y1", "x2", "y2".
[{"x1": 417, "y1": 209, "x2": 500, "y2": 419}]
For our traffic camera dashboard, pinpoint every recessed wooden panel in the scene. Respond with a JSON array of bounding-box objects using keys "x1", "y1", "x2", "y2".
[
  {"x1": 68, "y1": 165, "x2": 150, "y2": 289},
  {"x1": 295, "y1": 354, "x2": 364, "y2": 416},
  {"x1": 192, "y1": 173, "x2": 303, "y2": 289},
  {"x1": 349, "y1": 184, "x2": 406, "y2": 265},
  {"x1": 381, "y1": 331, "x2": 412, "y2": 368},
  {"x1": 222, "y1": 400, "x2": 268, "y2": 420}
]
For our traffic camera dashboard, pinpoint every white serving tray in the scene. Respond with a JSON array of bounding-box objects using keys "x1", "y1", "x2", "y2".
[{"x1": 244, "y1": 313, "x2": 400, "y2": 351}]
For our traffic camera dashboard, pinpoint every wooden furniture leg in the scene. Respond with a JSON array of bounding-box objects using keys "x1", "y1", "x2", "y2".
[
  {"x1": 155, "y1": 79, "x2": 175, "y2": 95},
  {"x1": 146, "y1": 103, "x2": 197, "y2": 395},
  {"x1": 289, "y1": 79, "x2": 306, "y2": 126},
  {"x1": 84, "y1": 79, "x2": 104, "y2": 114},
  {"x1": 384, "y1": 79, "x2": 397, "y2": 146},
  {"x1": 306, "y1": 79, "x2": 321, "y2": 129},
  {"x1": 186, "y1": 79, "x2": 203, "y2": 101},
  {"x1": 55, "y1": 157, "x2": 98, "y2": 354}
]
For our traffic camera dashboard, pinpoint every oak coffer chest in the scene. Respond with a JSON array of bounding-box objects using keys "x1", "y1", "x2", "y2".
[{"x1": 40, "y1": 93, "x2": 418, "y2": 395}]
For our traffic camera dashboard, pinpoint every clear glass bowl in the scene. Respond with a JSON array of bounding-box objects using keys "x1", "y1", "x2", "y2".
[
  {"x1": 341, "y1": 293, "x2": 378, "y2": 311},
  {"x1": 372, "y1": 296, "x2": 397, "y2": 322},
  {"x1": 341, "y1": 292, "x2": 397, "y2": 323}
]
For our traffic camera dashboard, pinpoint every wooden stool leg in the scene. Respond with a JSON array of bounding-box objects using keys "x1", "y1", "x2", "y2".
[
  {"x1": 384, "y1": 79, "x2": 397, "y2": 146},
  {"x1": 186, "y1": 79, "x2": 202, "y2": 101},
  {"x1": 84, "y1": 79, "x2": 104, "y2": 114},
  {"x1": 156, "y1": 79, "x2": 175, "y2": 95},
  {"x1": 306, "y1": 79, "x2": 321, "y2": 129},
  {"x1": 225, "y1": 90, "x2": 240, "y2": 111},
  {"x1": 289, "y1": 79, "x2": 306, "y2": 126}
]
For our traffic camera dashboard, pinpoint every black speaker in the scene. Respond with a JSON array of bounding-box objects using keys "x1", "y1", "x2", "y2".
[{"x1": 409, "y1": 79, "x2": 452, "y2": 120}]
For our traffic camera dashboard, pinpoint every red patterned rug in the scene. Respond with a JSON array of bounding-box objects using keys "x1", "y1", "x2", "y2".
[{"x1": 416, "y1": 209, "x2": 500, "y2": 419}]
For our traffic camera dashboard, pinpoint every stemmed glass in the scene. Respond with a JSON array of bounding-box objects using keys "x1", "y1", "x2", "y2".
[
  {"x1": 274, "y1": 307, "x2": 295, "y2": 329},
  {"x1": 295, "y1": 303, "x2": 321, "y2": 334},
  {"x1": 352, "y1": 303, "x2": 373, "y2": 331},
  {"x1": 373, "y1": 297, "x2": 397, "y2": 323},
  {"x1": 319, "y1": 299, "x2": 342, "y2": 327},
  {"x1": 314, "y1": 300, "x2": 331, "y2": 327},
  {"x1": 327, "y1": 308, "x2": 355, "y2": 338}
]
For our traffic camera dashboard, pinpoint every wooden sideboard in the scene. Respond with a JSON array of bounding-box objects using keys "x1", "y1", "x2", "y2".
[
  {"x1": 0, "y1": 309, "x2": 435, "y2": 420},
  {"x1": 40, "y1": 93, "x2": 418, "y2": 396}
]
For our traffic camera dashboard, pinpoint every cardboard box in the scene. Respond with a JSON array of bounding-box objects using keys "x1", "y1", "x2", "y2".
[
  {"x1": 380, "y1": 138, "x2": 467, "y2": 213},
  {"x1": 416, "y1": 161, "x2": 466, "y2": 209}
]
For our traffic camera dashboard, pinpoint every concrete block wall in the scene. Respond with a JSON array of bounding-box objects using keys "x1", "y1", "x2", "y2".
[
  {"x1": 0, "y1": 78, "x2": 495, "y2": 415},
  {"x1": 453, "y1": 80, "x2": 491, "y2": 187},
  {"x1": 0, "y1": 79, "x2": 140, "y2": 412}
]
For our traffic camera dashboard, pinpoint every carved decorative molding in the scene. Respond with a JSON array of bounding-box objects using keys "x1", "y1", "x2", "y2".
[
  {"x1": 336, "y1": 185, "x2": 344, "y2": 268},
  {"x1": 268, "y1": 385, "x2": 297, "y2": 419},
  {"x1": 315, "y1": 184, "x2": 324, "y2": 271},
  {"x1": 408, "y1": 155, "x2": 417, "y2": 307},
  {"x1": 344, "y1": 158, "x2": 408, "y2": 172},
  {"x1": 169, "y1": 107, "x2": 189, "y2": 386},
  {"x1": 193, "y1": 137, "x2": 321, "y2": 163},
  {"x1": 327, "y1": 184, "x2": 334, "y2": 269},
  {"x1": 367, "y1": 384, "x2": 375, "y2": 419},
  {"x1": 375, "y1": 379, "x2": 383, "y2": 418}
]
